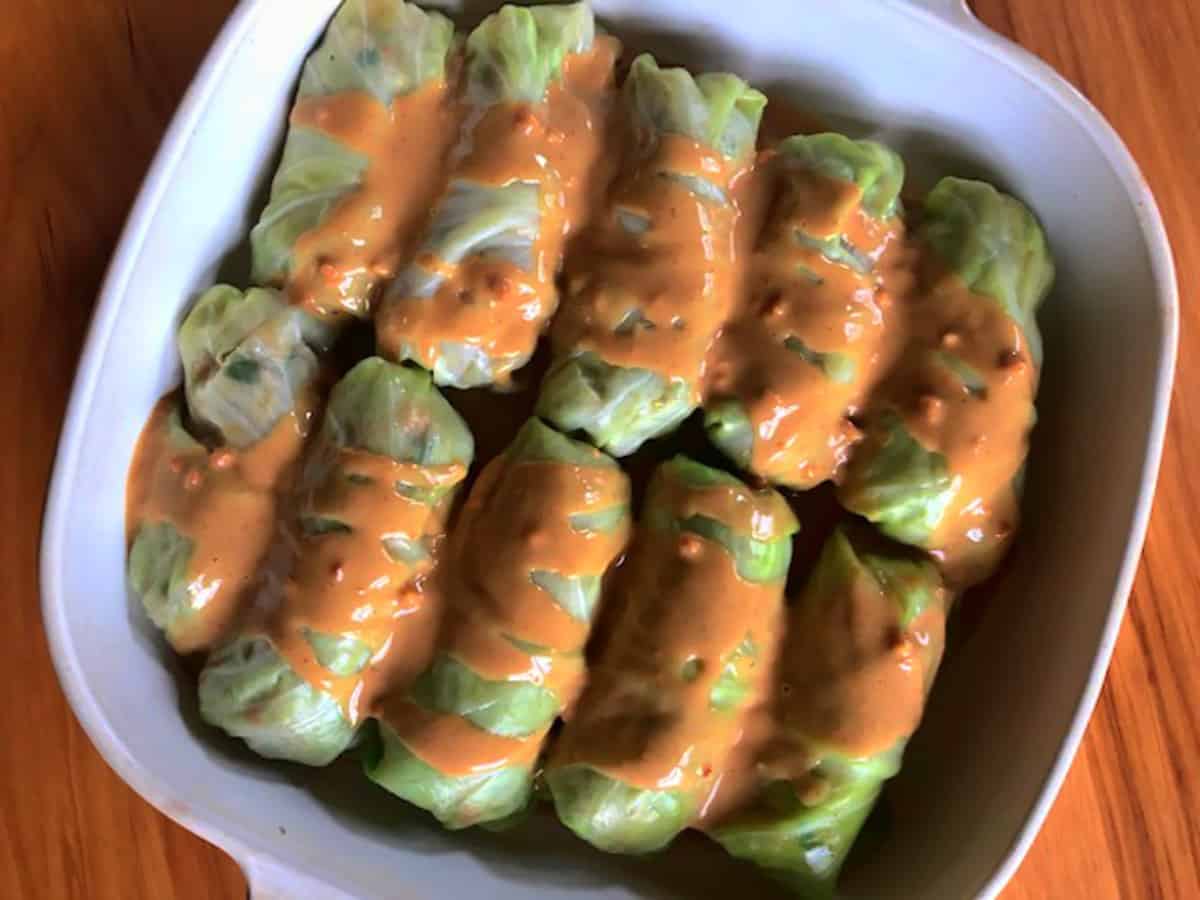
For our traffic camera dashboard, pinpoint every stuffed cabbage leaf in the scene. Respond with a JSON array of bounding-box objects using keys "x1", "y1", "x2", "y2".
[
  {"x1": 839, "y1": 176, "x2": 1053, "y2": 586},
  {"x1": 250, "y1": 0, "x2": 457, "y2": 320},
  {"x1": 546, "y1": 456, "x2": 796, "y2": 853},
  {"x1": 708, "y1": 528, "x2": 948, "y2": 898},
  {"x1": 376, "y1": 2, "x2": 619, "y2": 388},
  {"x1": 367, "y1": 417, "x2": 630, "y2": 828},
  {"x1": 199, "y1": 357, "x2": 473, "y2": 766},
  {"x1": 706, "y1": 134, "x2": 907, "y2": 488},
  {"x1": 128, "y1": 284, "x2": 327, "y2": 654},
  {"x1": 539, "y1": 55, "x2": 766, "y2": 455}
]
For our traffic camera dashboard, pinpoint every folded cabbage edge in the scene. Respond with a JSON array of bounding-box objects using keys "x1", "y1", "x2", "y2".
[
  {"x1": 177, "y1": 285, "x2": 327, "y2": 449},
  {"x1": 464, "y1": 1, "x2": 594, "y2": 107},
  {"x1": 921, "y1": 177, "x2": 1054, "y2": 367},
  {"x1": 776, "y1": 133, "x2": 905, "y2": 222}
]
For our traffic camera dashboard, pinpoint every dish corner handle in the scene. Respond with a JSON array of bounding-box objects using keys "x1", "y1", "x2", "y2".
[
  {"x1": 898, "y1": 0, "x2": 983, "y2": 29},
  {"x1": 241, "y1": 855, "x2": 360, "y2": 900}
]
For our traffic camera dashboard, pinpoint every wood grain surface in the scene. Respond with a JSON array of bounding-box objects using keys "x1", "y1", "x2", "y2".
[{"x1": 3, "y1": 1, "x2": 1196, "y2": 897}]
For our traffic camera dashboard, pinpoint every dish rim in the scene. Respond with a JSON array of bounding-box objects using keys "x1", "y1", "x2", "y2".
[{"x1": 39, "y1": 1, "x2": 1179, "y2": 896}]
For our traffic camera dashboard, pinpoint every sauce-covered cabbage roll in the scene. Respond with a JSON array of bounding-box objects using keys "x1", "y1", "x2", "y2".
[
  {"x1": 546, "y1": 457, "x2": 797, "y2": 853},
  {"x1": 839, "y1": 177, "x2": 1054, "y2": 586},
  {"x1": 706, "y1": 134, "x2": 907, "y2": 489},
  {"x1": 199, "y1": 358, "x2": 473, "y2": 766},
  {"x1": 707, "y1": 528, "x2": 948, "y2": 898},
  {"x1": 366, "y1": 417, "x2": 630, "y2": 828},
  {"x1": 126, "y1": 285, "x2": 325, "y2": 654},
  {"x1": 376, "y1": 2, "x2": 619, "y2": 388},
  {"x1": 538, "y1": 55, "x2": 766, "y2": 455},
  {"x1": 250, "y1": 0, "x2": 459, "y2": 321}
]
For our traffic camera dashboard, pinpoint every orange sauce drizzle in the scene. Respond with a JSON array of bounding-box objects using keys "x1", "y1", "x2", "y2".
[
  {"x1": 380, "y1": 700, "x2": 540, "y2": 779},
  {"x1": 550, "y1": 133, "x2": 747, "y2": 396},
  {"x1": 375, "y1": 39, "x2": 621, "y2": 381},
  {"x1": 699, "y1": 555, "x2": 948, "y2": 828},
  {"x1": 283, "y1": 80, "x2": 462, "y2": 320},
  {"x1": 706, "y1": 166, "x2": 908, "y2": 488},
  {"x1": 266, "y1": 450, "x2": 466, "y2": 724},
  {"x1": 552, "y1": 476, "x2": 785, "y2": 799},
  {"x1": 377, "y1": 449, "x2": 631, "y2": 776},
  {"x1": 882, "y1": 255, "x2": 1038, "y2": 587},
  {"x1": 124, "y1": 394, "x2": 314, "y2": 654}
]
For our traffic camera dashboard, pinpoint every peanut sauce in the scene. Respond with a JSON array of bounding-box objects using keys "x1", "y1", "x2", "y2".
[
  {"x1": 550, "y1": 134, "x2": 746, "y2": 398},
  {"x1": 285, "y1": 80, "x2": 462, "y2": 319},
  {"x1": 376, "y1": 446, "x2": 630, "y2": 776},
  {"x1": 124, "y1": 394, "x2": 315, "y2": 653},
  {"x1": 375, "y1": 39, "x2": 622, "y2": 381},
  {"x1": 706, "y1": 167, "x2": 909, "y2": 488},
  {"x1": 882, "y1": 255, "x2": 1038, "y2": 587},
  {"x1": 266, "y1": 452, "x2": 467, "y2": 724},
  {"x1": 382, "y1": 700, "x2": 541, "y2": 778},
  {"x1": 698, "y1": 547, "x2": 948, "y2": 828},
  {"x1": 551, "y1": 474, "x2": 786, "y2": 797}
]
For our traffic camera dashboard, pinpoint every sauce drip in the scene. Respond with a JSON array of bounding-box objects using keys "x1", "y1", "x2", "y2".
[
  {"x1": 380, "y1": 701, "x2": 540, "y2": 778},
  {"x1": 266, "y1": 450, "x2": 466, "y2": 724},
  {"x1": 707, "y1": 167, "x2": 908, "y2": 487},
  {"x1": 125, "y1": 394, "x2": 314, "y2": 653},
  {"x1": 375, "y1": 40, "x2": 621, "y2": 380},
  {"x1": 553, "y1": 479, "x2": 785, "y2": 798},
  {"x1": 284, "y1": 81, "x2": 462, "y2": 319},
  {"x1": 551, "y1": 134, "x2": 746, "y2": 397}
]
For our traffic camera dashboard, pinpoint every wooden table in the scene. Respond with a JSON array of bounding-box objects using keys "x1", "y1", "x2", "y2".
[{"x1": 4, "y1": 2, "x2": 1196, "y2": 897}]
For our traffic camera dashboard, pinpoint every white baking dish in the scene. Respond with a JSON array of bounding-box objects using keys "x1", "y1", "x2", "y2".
[{"x1": 40, "y1": 0, "x2": 1177, "y2": 897}]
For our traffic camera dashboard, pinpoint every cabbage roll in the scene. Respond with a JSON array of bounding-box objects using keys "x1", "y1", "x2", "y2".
[
  {"x1": 707, "y1": 528, "x2": 948, "y2": 898},
  {"x1": 706, "y1": 134, "x2": 907, "y2": 488},
  {"x1": 126, "y1": 285, "x2": 326, "y2": 654},
  {"x1": 538, "y1": 55, "x2": 766, "y2": 455},
  {"x1": 199, "y1": 358, "x2": 473, "y2": 766},
  {"x1": 177, "y1": 285, "x2": 330, "y2": 448},
  {"x1": 838, "y1": 177, "x2": 1054, "y2": 586},
  {"x1": 376, "y1": 2, "x2": 620, "y2": 388},
  {"x1": 250, "y1": 0, "x2": 458, "y2": 320},
  {"x1": 366, "y1": 417, "x2": 630, "y2": 828},
  {"x1": 546, "y1": 457, "x2": 797, "y2": 853}
]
